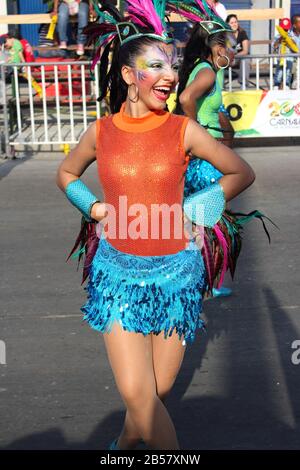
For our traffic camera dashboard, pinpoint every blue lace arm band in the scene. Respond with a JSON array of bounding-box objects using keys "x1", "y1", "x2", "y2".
[
  {"x1": 183, "y1": 181, "x2": 226, "y2": 227},
  {"x1": 65, "y1": 179, "x2": 100, "y2": 222}
]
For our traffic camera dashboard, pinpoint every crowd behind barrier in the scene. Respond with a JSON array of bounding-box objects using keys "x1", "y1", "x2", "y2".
[
  {"x1": 1, "y1": 4, "x2": 300, "y2": 156},
  {"x1": 1, "y1": 52, "x2": 300, "y2": 157}
]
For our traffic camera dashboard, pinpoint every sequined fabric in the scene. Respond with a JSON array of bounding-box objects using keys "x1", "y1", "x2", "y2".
[
  {"x1": 80, "y1": 233, "x2": 206, "y2": 345},
  {"x1": 184, "y1": 157, "x2": 223, "y2": 198},
  {"x1": 184, "y1": 61, "x2": 224, "y2": 199},
  {"x1": 96, "y1": 103, "x2": 191, "y2": 256},
  {"x1": 79, "y1": 103, "x2": 208, "y2": 343}
]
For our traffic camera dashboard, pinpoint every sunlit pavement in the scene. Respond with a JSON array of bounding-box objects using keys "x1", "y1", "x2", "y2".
[{"x1": 0, "y1": 146, "x2": 299, "y2": 450}]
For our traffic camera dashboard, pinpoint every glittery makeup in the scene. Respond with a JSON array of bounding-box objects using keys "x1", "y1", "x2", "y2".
[
  {"x1": 132, "y1": 43, "x2": 179, "y2": 106},
  {"x1": 135, "y1": 45, "x2": 179, "y2": 77}
]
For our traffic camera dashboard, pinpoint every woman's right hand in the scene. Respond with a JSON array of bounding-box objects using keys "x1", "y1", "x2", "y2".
[{"x1": 90, "y1": 202, "x2": 107, "y2": 222}]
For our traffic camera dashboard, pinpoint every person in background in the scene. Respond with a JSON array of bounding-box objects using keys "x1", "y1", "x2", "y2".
[
  {"x1": 226, "y1": 14, "x2": 250, "y2": 84},
  {"x1": 291, "y1": 13, "x2": 300, "y2": 46},
  {"x1": 3, "y1": 33, "x2": 25, "y2": 64},
  {"x1": 37, "y1": 22, "x2": 67, "y2": 58},
  {"x1": 273, "y1": 17, "x2": 296, "y2": 90},
  {"x1": 289, "y1": 14, "x2": 300, "y2": 89},
  {"x1": 175, "y1": 19, "x2": 236, "y2": 298},
  {"x1": 15, "y1": 33, "x2": 35, "y2": 63},
  {"x1": 0, "y1": 35, "x2": 10, "y2": 67},
  {"x1": 51, "y1": 0, "x2": 91, "y2": 55}
]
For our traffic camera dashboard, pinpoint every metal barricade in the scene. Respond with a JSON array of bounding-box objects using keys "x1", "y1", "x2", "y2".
[
  {"x1": 226, "y1": 53, "x2": 300, "y2": 92},
  {"x1": 1, "y1": 54, "x2": 300, "y2": 156},
  {"x1": 0, "y1": 60, "x2": 103, "y2": 157}
]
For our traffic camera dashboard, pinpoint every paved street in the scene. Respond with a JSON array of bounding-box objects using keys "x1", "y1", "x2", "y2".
[{"x1": 0, "y1": 146, "x2": 299, "y2": 450}]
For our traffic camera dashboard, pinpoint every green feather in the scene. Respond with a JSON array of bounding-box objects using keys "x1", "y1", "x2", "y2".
[
  {"x1": 92, "y1": 1, "x2": 118, "y2": 25},
  {"x1": 154, "y1": 0, "x2": 167, "y2": 21},
  {"x1": 168, "y1": 0, "x2": 231, "y2": 29},
  {"x1": 71, "y1": 246, "x2": 86, "y2": 260}
]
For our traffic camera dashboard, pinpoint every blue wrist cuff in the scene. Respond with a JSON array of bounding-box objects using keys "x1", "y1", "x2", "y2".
[
  {"x1": 183, "y1": 182, "x2": 225, "y2": 227},
  {"x1": 65, "y1": 179, "x2": 100, "y2": 222}
]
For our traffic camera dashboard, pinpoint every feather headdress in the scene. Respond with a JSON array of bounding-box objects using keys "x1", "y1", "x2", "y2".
[
  {"x1": 167, "y1": 0, "x2": 233, "y2": 34},
  {"x1": 85, "y1": 0, "x2": 172, "y2": 71}
]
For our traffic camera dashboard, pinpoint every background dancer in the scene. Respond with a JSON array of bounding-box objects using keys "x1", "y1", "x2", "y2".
[
  {"x1": 170, "y1": 0, "x2": 236, "y2": 297},
  {"x1": 56, "y1": 0, "x2": 255, "y2": 450}
]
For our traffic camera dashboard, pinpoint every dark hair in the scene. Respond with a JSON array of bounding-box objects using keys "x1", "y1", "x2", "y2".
[
  {"x1": 292, "y1": 14, "x2": 300, "y2": 24},
  {"x1": 99, "y1": 35, "x2": 175, "y2": 114},
  {"x1": 174, "y1": 23, "x2": 227, "y2": 115},
  {"x1": 15, "y1": 32, "x2": 23, "y2": 41},
  {"x1": 85, "y1": 1, "x2": 175, "y2": 113},
  {"x1": 226, "y1": 14, "x2": 238, "y2": 23}
]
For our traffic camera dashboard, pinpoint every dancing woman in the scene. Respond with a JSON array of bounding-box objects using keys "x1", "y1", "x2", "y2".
[
  {"x1": 168, "y1": 0, "x2": 237, "y2": 297},
  {"x1": 56, "y1": 0, "x2": 255, "y2": 450}
]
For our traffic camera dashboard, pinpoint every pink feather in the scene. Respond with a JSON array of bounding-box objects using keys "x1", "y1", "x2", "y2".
[
  {"x1": 127, "y1": 0, "x2": 164, "y2": 34},
  {"x1": 213, "y1": 224, "x2": 229, "y2": 288},
  {"x1": 91, "y1": 34, "x2": 117, "y2": 69},
  {"x1": 126, "y1": 12, "x2": 149, "y2": 29},
  {"x1": 168, "y1": 5, "x2": 203, "y2": 23},
  {"x1": 195, "y1": 0, "x2": 218, "y2": 17},
  {"x1": 202, "y1": 232, "x2": 214, "y2": 290},
  {"x1": 195, "y1": 0, "x2": 207, "y2": 14}
]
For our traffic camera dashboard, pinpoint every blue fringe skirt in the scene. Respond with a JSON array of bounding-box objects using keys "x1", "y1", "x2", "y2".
[{"x1": 80, "y1": 233, "x2": 207, "y2": 345}]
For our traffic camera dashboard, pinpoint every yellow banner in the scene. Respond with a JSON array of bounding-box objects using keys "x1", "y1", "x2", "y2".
[
  {"x1": 222, "y1": 90, "x2": 264, "y2": 135},
  {"x1": 168, "y1": 90, "x2": 300, "y2": 137}
]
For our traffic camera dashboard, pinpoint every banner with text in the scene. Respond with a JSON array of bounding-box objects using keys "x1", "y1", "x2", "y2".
[{"x1": 222, "y1": 90, "x2": 300, "y2": 137}]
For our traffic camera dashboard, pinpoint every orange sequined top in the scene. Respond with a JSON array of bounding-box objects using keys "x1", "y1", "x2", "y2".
[{"x1": 95, "y1": 102, "x2": 191, "y2": 256}]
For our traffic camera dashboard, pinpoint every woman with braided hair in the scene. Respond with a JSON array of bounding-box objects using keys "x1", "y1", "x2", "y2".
[{"x1": 56, "y1": 0, "x2": 255, "y2": 450}]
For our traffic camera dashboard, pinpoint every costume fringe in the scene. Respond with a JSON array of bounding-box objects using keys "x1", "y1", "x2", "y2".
[
  {"x1": 80, "y1": 259, "x2": 205, "y2": 344},
  {"x1": 67, "y1": 210, "x2": 278, "y2": 292}
]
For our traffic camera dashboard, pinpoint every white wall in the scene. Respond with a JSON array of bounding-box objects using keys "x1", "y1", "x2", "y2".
[
  {"x1": 280, "y1": 0, "x2": 291, "y2": 17},
  {"x1": 251, "y1": 0, "x2": 272, "y2": 55},
  {"x1": 0, "y1": 0, "x2": 8, "y2": 35}
]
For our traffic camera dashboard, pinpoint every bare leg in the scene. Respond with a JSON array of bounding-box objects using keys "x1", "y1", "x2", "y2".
[
  {"x1": 151, "y1": 330, "x2": 187, "y2": 400},
  {"x1": 114, "y1": 328, "x2": 187, "y2": 449},
  {"x1": 103, "y1": 323, "x2": 183, "y2": 450}
]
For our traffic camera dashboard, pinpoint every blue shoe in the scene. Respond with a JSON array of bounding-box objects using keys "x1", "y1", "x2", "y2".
[
  {"x1": 108, "y1": 437, "x2": 120, "y2": 450},
  {"x1": 212, "y1": 286, "x2": 232, "y2": 297},
  {"x1": 108, "y1": 437, "x2": 145, "y2": 450}
]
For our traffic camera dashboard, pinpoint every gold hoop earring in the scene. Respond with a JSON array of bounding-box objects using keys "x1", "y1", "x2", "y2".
[
  {"x1": 128, "y1": 83, "x2": 139, "y2": 103},
  {"x1": 216, "y1": 54, "x2": 230, "y2": 70}
]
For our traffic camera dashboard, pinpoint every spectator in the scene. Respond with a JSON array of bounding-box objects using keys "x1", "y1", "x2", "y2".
[
  {"x1": 226, "y1": 14, "x2": 250, "y2": 84},
  {"x1": 0, "y1": 35, "x2": 13, "y2": 82},
  {"x1": 38, "y1": 23, "x2": 67, "y2": 58},
  {"x1": 3, "y1": 33, "x2": 25, "y2": 64},
  {"x1": 51, "y1": 0, "x2": 91, "y2": 56},
  {"x1": 291, "y1": 13, "x2": 300, "y2": 47},
  {"x1": 273, "y1": 17, "x2": 296, "y2": 89},
  {"x1": 207, "y1": 0, "x2": 227, "y2": 21},
  {"x1": 290, "y1": 14, "x2": 300, "y2": 88},
  {"x1": 15, "y1": 33, "x2": 35, "y2": 63},
  {"x1": 0, "y1": 35, "x2": 9, "y2": 63}
]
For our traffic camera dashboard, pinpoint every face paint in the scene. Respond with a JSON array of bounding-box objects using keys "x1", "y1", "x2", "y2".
[{"x1": 132, "y1": 43, "x2": 179, "y2": 108}]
